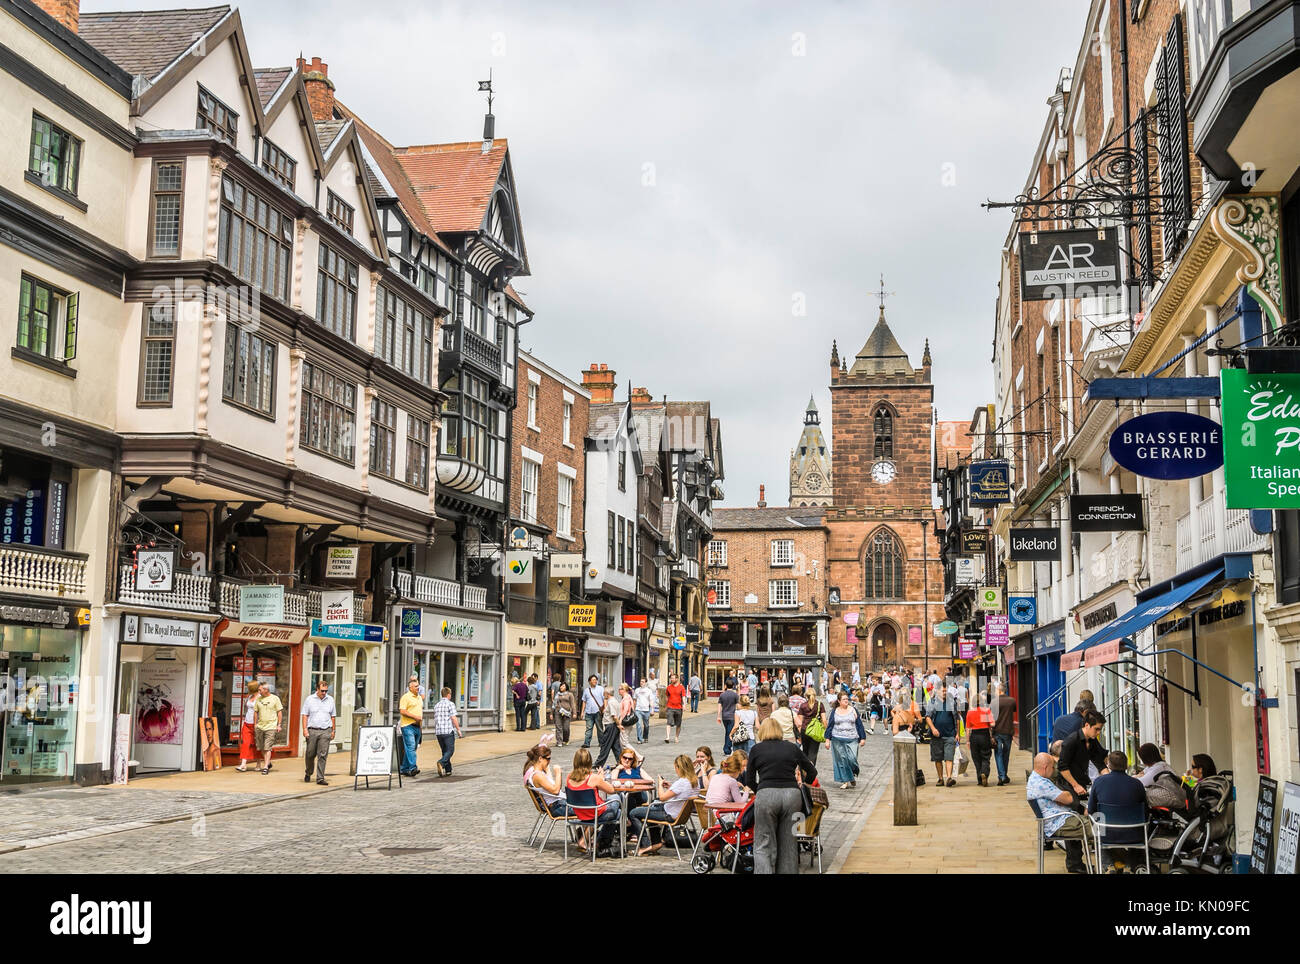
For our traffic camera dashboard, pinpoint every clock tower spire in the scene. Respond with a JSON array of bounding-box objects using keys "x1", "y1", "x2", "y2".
[{"x1": 790, "y1": 395, "x2": 832, "y2": 507}]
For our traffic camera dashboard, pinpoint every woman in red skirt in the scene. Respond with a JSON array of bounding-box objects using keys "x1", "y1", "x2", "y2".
[{"x1": 236, "y1": 679, "x2": 260, "y2": 771}]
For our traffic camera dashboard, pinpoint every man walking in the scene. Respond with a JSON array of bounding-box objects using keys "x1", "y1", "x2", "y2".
[
  {"x1": 746, "y1": 668, "x2": 759, "y2": 695},
  {"x1": 925, "y1": 685, "x2": 959, "y2": 787},
  {"x1": 254, "y1": 681, "x2": 282, "y2": 775},
  {"x1": 687, "y1": 671, "x2": 702, "y2": 713},
  {"x1": 399, "y1": 675, "x2": 423, "y2": 777},
  {"x1": 548, "y1": 672, "x2": 562, "y2": 724},
  {"x1": 665, "y1": 673, "x2": 686, "y2": 743},
  {"x1": 431, "y1": 686, "x2": 462, "y2": 777},
  {"x1": 991, "y1": 682, "x2": 1017, "y2": 785},
  {"x1": 632, "y1": 677, "x2": 656, "y2": 743},
  {"x1": 301, "y1": 677, "x2": 335, "y2": 785},
  {"x1": 717, "y1": 676, "x2": 739, "y2": 755},
  {"x1": 593, "y1": 688, "x2": 622, "y2": 768},
  {"x1": 580, "y1": 674, "x2": 604, "y2": 748},
  {"x1": 772, "y1": 669, "x2": 788, "y2": 695},
  {"x1": 527, "y1": 674, "x2": 541, "y2": 730}
]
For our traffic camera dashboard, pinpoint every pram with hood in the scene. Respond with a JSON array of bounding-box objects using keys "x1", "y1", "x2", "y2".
[
  {"x1": 691, "y1": 795, "x2": 755, "y2": 874},
  {"x1": 1148, "y1": 772, "x2": 1235, "y2": 874}
]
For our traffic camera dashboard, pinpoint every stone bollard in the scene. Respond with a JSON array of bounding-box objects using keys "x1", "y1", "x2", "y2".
[
  {"x1": 893, "y1": 730, "x2": 918, "y2": 826},
  {"x1": 348, "y1": 710, "x2": 372, "y2": 776}
]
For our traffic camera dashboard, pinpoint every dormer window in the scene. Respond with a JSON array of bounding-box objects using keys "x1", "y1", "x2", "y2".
[
  {"x1": 261, "y1": 139, "x2": 296, "y2": 189},
  {"x1": 197, "y1": 86, "x2": 237, "y2": 145},
  {"x1": 326, "y1": 189, "x2": 354, "y2": 234}
]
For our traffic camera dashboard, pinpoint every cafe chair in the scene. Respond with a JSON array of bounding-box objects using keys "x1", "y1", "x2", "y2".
[
  {"x1": 564, "y1": 783, "x2": 612, "y2": 863},
  {"x1": 635, "y1": 801, "x2": 697, "y2": 860},
  {"x1": 1029, "y1": 798, "x2": 1096, "y2": 874},
  {"x1": 1089, "y1": 801, "x2": 1151, "y2": 874},
  {"x1": 525, "y1": 786, "x2": 582, "y2": 858},
  {"x1": 794, "y1": 803, "x2": 826, "y2": 873}
]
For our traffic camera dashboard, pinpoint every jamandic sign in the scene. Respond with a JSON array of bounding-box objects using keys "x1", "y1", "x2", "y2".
[
  {"x1": 1019, "y1": 227, "x2": 1121, "y2": 301},
  {"x1": 1107, "y1": 411, "x2": 1224, "y2": 480},
  {"x1": 1221, "y1": 369, "x2": 1300, "y2": 508}
]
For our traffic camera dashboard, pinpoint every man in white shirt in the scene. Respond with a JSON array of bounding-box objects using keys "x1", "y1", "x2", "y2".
[
  {"x1": 580, "y1": 675, "x2": 605, "y2": 748},
  {"x1": 300, "y1": 678, "x2": 336, "y2": 785},
  {"x1": 771, "y1": 669, "x2": 788, "y2": 695},
  {"x1": 633, "y1": 677, "x2": 657, "y2": 744},
  {"x1": 687, "y1": 673, "x2": 702, "y2": 712}
]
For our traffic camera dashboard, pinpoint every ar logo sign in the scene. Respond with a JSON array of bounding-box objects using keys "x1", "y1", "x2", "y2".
[{"x1": 1045, "y1": 242, "x2": 1099, "y2": 269}]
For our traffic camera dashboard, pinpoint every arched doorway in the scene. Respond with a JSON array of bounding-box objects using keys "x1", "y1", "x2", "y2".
[{"x1": 869, "y1": 621, "x2": 898, "y2": 671}]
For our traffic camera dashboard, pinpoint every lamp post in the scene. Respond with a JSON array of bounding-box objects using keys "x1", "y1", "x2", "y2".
[{"x1": 922, "y1": 517, "x2": 930, "y2": 675}]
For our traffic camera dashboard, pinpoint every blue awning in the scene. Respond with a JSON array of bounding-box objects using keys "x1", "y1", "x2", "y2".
[{"x1": 1067, "y1": 566, "x2": 1223, "y2": 655}]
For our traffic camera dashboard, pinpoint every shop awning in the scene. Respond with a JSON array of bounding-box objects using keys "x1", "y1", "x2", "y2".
[{"x1": 1061, "y1": 566, "x2": 1223, "y2": 670}]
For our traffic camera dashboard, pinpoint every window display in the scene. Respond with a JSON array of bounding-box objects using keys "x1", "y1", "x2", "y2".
[{"x1": 1, "y1": 626, "x2": 80, "y2": 783}]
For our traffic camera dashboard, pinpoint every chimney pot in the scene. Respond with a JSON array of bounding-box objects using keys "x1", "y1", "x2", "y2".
[
  {"x1": 297, "y1": 55, "x2": 336, "y2": 122},
  {"x1": 758, "y1": 484, "x2": 767, "y2": 508}
]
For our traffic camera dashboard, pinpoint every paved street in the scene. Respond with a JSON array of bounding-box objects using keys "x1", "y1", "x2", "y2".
[{"x1": 0, "y1": 707, "x2": 892, "y2": 873}]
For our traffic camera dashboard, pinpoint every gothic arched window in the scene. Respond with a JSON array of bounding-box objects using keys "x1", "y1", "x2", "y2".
[
  {"x1": 865, "y1": 528, "x2": 904, "y2": 600},
  {"x1": 873, "y1": 406, "x2": 894, "y2": 459}
]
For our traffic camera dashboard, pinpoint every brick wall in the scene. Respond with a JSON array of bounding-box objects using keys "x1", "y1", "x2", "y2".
[
  {"x1": 706, "y1": 523, "x2": 828, "y2": 617},
  {"x1": 512, "y1": 358, "x2": 588, "y2": 556}
]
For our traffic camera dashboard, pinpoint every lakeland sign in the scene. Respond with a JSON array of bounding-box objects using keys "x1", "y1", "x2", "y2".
[{"x1": 1221, "y1": 369, "x2": 1300, "y2": 508}]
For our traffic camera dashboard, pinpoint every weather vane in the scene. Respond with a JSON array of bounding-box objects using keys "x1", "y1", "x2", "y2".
[
  {"x1": 478, "y1": 70, "x2": 493, "y2": 113},
  {"x1": 877, "y1": 275, "x2": 895, "y2": 313},
  {"x1": 478, "y1": 70, "x2": 496, "y2": 142}
]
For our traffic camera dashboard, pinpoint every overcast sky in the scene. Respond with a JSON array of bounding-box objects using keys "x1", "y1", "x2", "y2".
[{"x1": 88, "y1": 0, "x2": 1085, "y2": 507}]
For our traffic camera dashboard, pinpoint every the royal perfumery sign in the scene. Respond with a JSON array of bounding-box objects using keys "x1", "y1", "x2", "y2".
[{"x1": 1221, "y1": 369, "x2": 1300, "y2": 508}]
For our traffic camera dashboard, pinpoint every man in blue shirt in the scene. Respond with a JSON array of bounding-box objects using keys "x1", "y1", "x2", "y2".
[
  {"x1": 1027, "y1": 752, "x2": 1090, "y2": 874},
  {"x1": 1088, "y1": 751, "x2": 1148, "y2": 871},
  {"x1": 925, "y1": 686, "x2": 960, "y2": 787}
]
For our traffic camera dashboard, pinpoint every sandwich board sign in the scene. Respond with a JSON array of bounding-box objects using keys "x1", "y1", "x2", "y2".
[{"x1": 353, "y1": 725, "x2": 401, "y2": 790}]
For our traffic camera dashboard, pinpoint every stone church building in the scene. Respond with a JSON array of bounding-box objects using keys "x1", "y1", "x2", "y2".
[
  {"x1": 823, "y1": 305, "x2": 948, "y2": 672},
  {"x1": 789, "y1": 397, "x2": 832, "y2": 507}
]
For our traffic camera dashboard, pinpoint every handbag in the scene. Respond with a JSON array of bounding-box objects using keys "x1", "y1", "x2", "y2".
[
  {"x1": 733, "y1": 717, "x2": 751, "y2": 743},
  {"x1": 955, "y1": 741, "x2": 969, "y2": 776},
  {"x1": 799, "y1": 781, "x2": 815, "y2": 815},
  {"x1": 620, "y1": 710, "x2": 637, "y2": 728},
  {"x1": 804, "y1": 707, "x2": 826, "y2": 743}
]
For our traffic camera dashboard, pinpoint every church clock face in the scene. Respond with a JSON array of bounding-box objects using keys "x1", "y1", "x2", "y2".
[
  {"x1": 806, "y1": 472, "x2": 824, "y2": 492},
  {"x1": 871, "y1": 459, "x2": 897, "y2": 485}
]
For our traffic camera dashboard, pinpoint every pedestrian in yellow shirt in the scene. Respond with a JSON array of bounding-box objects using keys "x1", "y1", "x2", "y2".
[
  {"x1": 399, "y1": 676, "x2": 423, "y2": 776},
  {"x1": 254, "y1": 682, "x2": 283, "y2": 774}
]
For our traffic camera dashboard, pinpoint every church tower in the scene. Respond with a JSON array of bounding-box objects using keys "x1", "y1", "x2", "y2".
[
  {"x1": 824, "y1": 286, "x2": 946, "y2": 672},
  {"x1": 790, "y1": 397, "x2": 833, "y2": 507}
]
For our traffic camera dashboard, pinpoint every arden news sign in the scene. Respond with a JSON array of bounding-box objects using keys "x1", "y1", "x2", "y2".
[
  {"x1": 1107, "y1": 411, "x2": 1224, "y2": 481},
  {"x1": 1009, "y1": 527, "x2": 1061, "y2": 561},
  {"x1": 1019, "y1": 227, "x2": 1121, "y2": 301},
  {"x1": 1069, "y1": 494, "x2": 1144, "y2": 532},
  {"x1": 1221, "y1": 369, "x2": 1300, "y2": 509}
]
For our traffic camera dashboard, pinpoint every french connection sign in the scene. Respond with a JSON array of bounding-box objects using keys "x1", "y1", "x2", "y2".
[
  {"x1": 1221, "y1": 369, "x2": 1300, "y2": 508},
  {"x1": 1107, "y1": 411, "x2": 1223, "y2": 481},
  {"x1": 1019, "y1": 227, "x2": 1120, "y2": 301}
]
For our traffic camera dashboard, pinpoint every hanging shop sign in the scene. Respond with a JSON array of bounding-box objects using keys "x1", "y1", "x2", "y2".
[
  {"x1": 504, "y1": 552, "x2": 534, "y2": 584},
  {"x1": 1221, "y1": 369, "x2": 1300, "y2": 508},
  {"x1": 568, "y1": 604, "x2": 597, "y2": 628},
  {"x1": 985, "y1": 614, "x2": 1010, "y2": 646},
  {"x1": 968, "y1": 460, "x2": 1011, "y2": 506},
  {"x1": 324, "y1": 546, "x2": 359, "y2": 579},
  {"x1": 310, "y1": 620, "x2": 384, "y2": 643},
  {"x1": 1069, "y1": 494, "x2": 1144, "y2": 531},
  {"x1": 958, "y1": 641, "x2": 978, "y2": 659},
  {"x1": 622, "y1": 613, "x2": 648, "y2": 630},
  {"x1": 320, "y1": 589, "x2": 353, "y2": 625},
  {"x1": 1019, "y1": 226, "x2": 1121, "y2": 301},
  {"x1": 550, "y1": 553, "x2": 584, "y2": 578},
  {"x1": 239, "y1": 584, "x2": 284, "y2": 623},
  {"x1": 121, "y1": 614, "x2": 207, "y2": 648},
  {"x1": 961, "y1": 530, "x2": 988, "y2": 554},
  {"x1": 843, "y1": 611, "x2": 860, "y2": 626},
  {"x1": 1009, "y1": 595, "x2": 1037, "y2": 625},
  {"x1": 1108, "y1": 411, "x2": 1224, "y2": 481},
  {"x1": 934, "y1": 620, "x2": 959, "y2": 635},
  {"x1": 1250, "y1": 776, "x2": 1279, "y2": 874},
  {"x1": 509, "y1": 526, "x2": 530, "y2": 549},
  {"x1": 954, "y1": 557, "x2": 977, "y2": 585},
  {"x1": 134, "y1": 549, "x2": 175, "y2": 592},
  {"x1": 978, "y1": 587, "x2": 1003, "y2": 612},
  {"x1": 399, "y1": 607, "x2": 422, "y2": 639},
  {"x1": 1009, "y1": 527, "x2": 1060, "y2": 562}
]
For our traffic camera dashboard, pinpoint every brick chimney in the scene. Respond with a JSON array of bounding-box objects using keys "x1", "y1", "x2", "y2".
[
  {"x1": 630, "y1": 386, "x2": 654, "y2": 406},
  {"x1": 34, "y1": 0, "x2": 79, "y2": 31},
  {"x1": 581, "y1": 363, "x2": 616, "y2": 404},
  {"x1": 757, "y1": 484, "x2": 766, "y2": 508},
  {"x1": 297, "y1": 56, "x2": 335, "y2": 122}
]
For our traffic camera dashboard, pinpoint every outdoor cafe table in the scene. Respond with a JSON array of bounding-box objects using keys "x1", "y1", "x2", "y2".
[{"x1": 607, "y1": 778, "x2": 655, "y2": 857}]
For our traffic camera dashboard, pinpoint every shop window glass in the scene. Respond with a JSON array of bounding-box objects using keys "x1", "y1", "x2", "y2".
[
  {"x1": 354, "y1": 650, "x2": 367, "y2": 712},
  {"x1": 0, "y1": 628, "x2": 80, "y2": 783},
  {"x1": 212, "y1": 643, "x2": 293, "y2": 748}
]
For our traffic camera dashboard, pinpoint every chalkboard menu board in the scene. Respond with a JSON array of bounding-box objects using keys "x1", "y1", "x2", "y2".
[{"x1": 1250, "y1": 776, "x2": 1279, "y2": 874}]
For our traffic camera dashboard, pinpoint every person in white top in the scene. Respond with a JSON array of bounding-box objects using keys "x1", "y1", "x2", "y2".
[
  {"x1": 523, "y1": 744, "x2": 567, "y2": 816},
  {"x1": 236, "y1": 679, "x2": 261, "y2": 772},
  {"x1": 633, "y1": 678, "x2": 657, "y2": 744},
  {"x1": 630, "y1": 754, "x2": 698, "y2": 856}
]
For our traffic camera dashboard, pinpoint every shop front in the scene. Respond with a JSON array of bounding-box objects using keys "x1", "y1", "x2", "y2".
[
  {"x1": 1010, "y1": 633, "x2": 1035, "y2": 752},
  {"x1": 1032, "y1": 620, "x2": 1067, "y2": 753},
  {"x1": 0, "y1": 602, "x2": 85, "y2": 784},
  {"x1": 117, "y1": 613, "x2": 214, "y2": 774},
  {"x1": 582, "y1": 633, "x2": 623, "y2": 689},
  {"x1": 306, "y1": 619, "x2": 385, "y2": 750},
  {"x1": 547, "y1": 633, "x2": 582, "y2": 695},
  {"x1": 208, "y1": 620, "x2": 308, "y2": 763},
  {"x1": 705, "y1": 657, "x2": 743, "y2": 695},
  {"x1": 648, "y1": 635, "x2": 670, "y2": 688},
  {"x1": 1069, "y1": 586, "x2": 1136, "y2": 757},
  {"x1": 396, "y1": 605, "x2": 501, "y2": 733},
  {"x1": 505, "y1": 622, "x2": 547, "y2": 719}
]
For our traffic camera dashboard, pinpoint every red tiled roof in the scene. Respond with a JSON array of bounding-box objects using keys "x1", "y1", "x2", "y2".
[
  {"x1": 390, "y1": 140, "x2": 509, "y2": 234},
  {"x1": 935, "y1": 419, "x2": 973, "y2": 471}
]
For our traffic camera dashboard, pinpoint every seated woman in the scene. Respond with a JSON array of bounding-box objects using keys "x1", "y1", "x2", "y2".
[
  {"x1": 616, "y1": 748, "x2": 649, "y2": 812},
  {"x1": 694, "y1": 746, "x2": 718, "y2": 790},
  {"x1": 705, "y1": 751, "x2": 749, "y2": 808},
  {"x1": 630, "y1": 754, "x2": 698, "y2": 856},
  {"x1": 564, "y1": 748, "x2": 621, "y2": 852},
  {"x1": 1136, "y1": 742, "x2": 1185, "y2": 810},
  {"x1": 523, "y1": 744, "x2": 567, "y2": 816},
  {"x1": 1183, "y1": 753, "x2": 1217, "y2": 788}
]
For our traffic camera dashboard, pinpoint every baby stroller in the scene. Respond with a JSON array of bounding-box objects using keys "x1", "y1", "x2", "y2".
[
  {"x1": 1149, "y1": 773, "x2": 1235, "y2": 874},
  {"x1": 691, "y1": 796, "x2": 755, "y2": 874}
]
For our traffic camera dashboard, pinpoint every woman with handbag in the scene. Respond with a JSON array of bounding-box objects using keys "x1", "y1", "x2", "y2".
[
  {"x1": 235, "y1": 679, "x2": 260, "y2": 771},
  {"x1": 615, "y1": 683, "x2": 643, "y2": 767},
  {"x1": 799, "y1": 687, "x2": 828, "y2": 766},
  {"x1": 553, "y1": 680, "x2": 577, "y2": 746},
  {"x1": 730, "y1": 694, "x2": 758, "y2": 753},
  {"x1": 740, "y1": 717, "x2": 818, "y2": 874},
  {"x1": 824, "y1": 690, "x2": 867, "y2": 788}
]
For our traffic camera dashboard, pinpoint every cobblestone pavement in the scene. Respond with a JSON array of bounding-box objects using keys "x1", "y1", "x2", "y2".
[{"x1": 0, "y1": 709, "x2": 893, "y2": 873}]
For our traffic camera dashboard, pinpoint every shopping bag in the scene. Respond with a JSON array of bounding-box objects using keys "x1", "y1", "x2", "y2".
[{"x1": 955, "y1": 742, "x2": 969, "y2": 776}]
